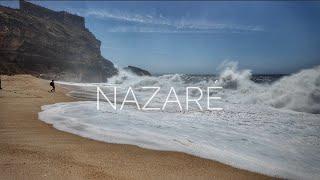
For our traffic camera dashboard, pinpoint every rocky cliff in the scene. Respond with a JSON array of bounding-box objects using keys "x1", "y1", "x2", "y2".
[
  {"x1": 124, "y1": 66, "x2": 151, "y2": 76},
  {"x1": 0, "y1": 0, "x2": 118, "y2": 82}
]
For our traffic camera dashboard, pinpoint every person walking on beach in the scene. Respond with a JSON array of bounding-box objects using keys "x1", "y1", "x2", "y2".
[
  {"x1": 0, "y1": 76, "x2": 2, "y2": 90},
  {"x1": 50, "y1": 80, "x2": 55, "y2": 92}
]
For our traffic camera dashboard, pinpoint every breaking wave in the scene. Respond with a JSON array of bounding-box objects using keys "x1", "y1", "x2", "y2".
[
  {"x1": 101, "y1": 63, "x2": 320, "y2": 114},
  {"x1": 40, "y1": 63, "x2": 320, "y2": 179},
  {"x1": 259, "y1": 66, "x2": 320, "y2": 114},
  {"x1": 216, "y1": 62, "x2": 320, "y2": 114}
]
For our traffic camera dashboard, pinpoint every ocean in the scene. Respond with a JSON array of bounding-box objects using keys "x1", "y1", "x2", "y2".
[{"x1": 38, "y1": 63, "x2": 320, "y2": 179}]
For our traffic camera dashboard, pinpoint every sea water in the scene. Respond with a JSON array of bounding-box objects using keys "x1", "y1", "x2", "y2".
[{"x1": 38, "y1": 62, "x2": 320, "y2": 179}]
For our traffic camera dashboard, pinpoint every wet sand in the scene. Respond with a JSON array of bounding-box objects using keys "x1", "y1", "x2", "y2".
[{"x1": 0, "y1": 75, "x2": 274, "y2": 179}]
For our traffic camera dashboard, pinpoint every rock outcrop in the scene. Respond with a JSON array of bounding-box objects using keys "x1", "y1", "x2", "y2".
[
  {"x1": 124, "y1": 66, "x2": 151, "y2": 76},
  {"x1": 0, "y1": 0, "x2": 118, "y2": 82}
]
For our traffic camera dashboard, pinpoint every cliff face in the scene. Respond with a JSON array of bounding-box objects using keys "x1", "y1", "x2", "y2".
[{"x1": 0, "y1": 0, "x2": 118, "y2": 82}]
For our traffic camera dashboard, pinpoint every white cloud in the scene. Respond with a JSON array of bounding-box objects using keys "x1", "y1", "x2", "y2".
[{"x1": 66, "y1": 8, "x2": 264, "y2": 33}]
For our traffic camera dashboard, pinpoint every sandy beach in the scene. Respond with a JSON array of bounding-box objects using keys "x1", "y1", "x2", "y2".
[{"x1": 0, "y1": 75, "x2": 273, "y2": 180}]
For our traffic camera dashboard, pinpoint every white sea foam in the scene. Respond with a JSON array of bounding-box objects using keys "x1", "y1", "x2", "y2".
[
  {"x1": 39, "y1": 64, "x2": 320, "y2": 179},
  {"x1": 259, "y1": 66, "x2": 320, "y2": 114}
]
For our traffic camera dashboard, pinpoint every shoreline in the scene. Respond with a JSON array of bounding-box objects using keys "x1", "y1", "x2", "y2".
[{"x1": 0, "y1": 75, "x2": 274, "y2": 179}]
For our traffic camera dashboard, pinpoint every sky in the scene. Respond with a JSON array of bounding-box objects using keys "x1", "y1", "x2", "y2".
[{"x1": 1, "y1": 1, "x2": 320, "y2": 74}]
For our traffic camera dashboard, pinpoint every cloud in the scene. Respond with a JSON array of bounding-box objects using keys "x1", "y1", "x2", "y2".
[{"x1": 66, "y1": 8, "x2": 264, "y2": 33}]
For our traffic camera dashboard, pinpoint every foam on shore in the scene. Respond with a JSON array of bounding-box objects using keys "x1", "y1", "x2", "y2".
[{"x1": 39, "y1": 64, "x2": 320, "y2": 179}]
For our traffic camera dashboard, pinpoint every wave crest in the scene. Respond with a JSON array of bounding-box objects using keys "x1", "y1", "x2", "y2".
[
  {"x1": 260, "y1": 66, "x2": 320, "y2": 114},
  {"x1": 218, "y1": 61, "x2": 253, "y2": 90}
]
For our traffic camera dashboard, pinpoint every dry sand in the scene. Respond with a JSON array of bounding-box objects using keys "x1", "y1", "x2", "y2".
[{"x1": 0, "y1": 75, "x2": 274, "y2": 180}]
